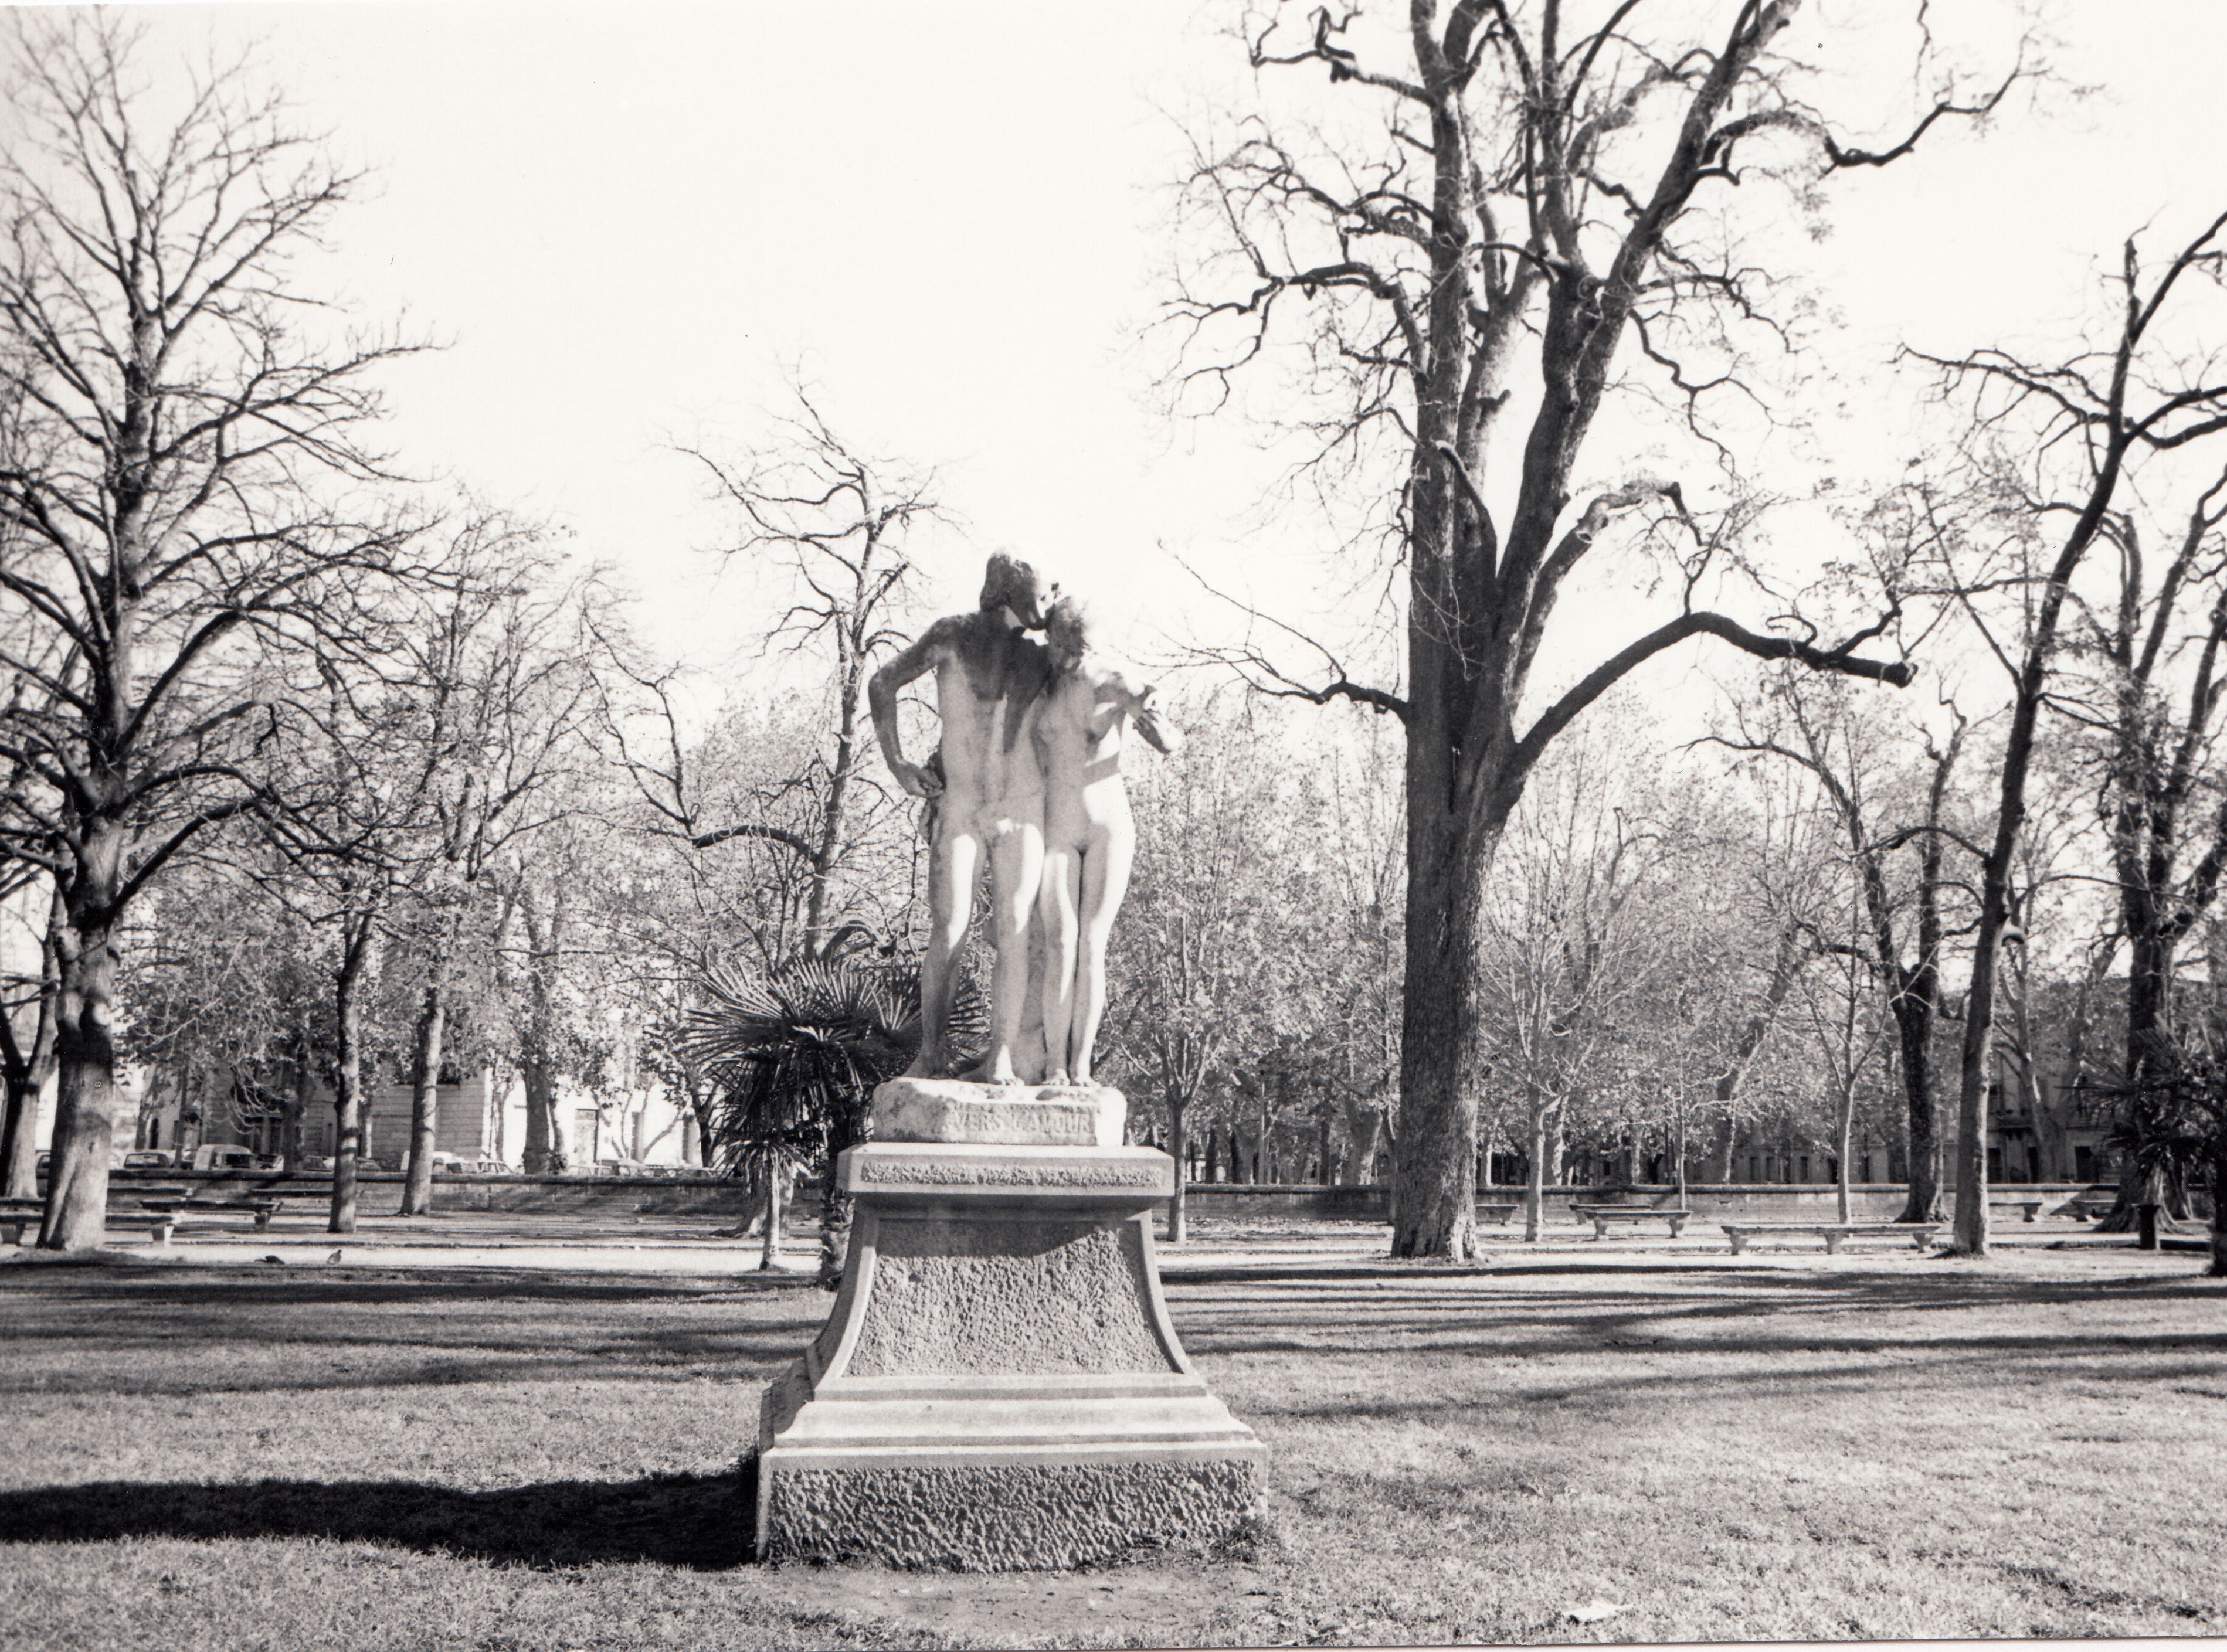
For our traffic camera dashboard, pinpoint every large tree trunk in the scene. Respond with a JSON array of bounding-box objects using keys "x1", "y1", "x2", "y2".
[
  {"x1": 1167, "y1": 1095, "x2": 1189, "y2": 1245},
  {"x1": 759, "y1": 1158, "x2": 784, "y2": 1271},
  {"x1": 1836, "y1": 1079, "x2": 1858, "y2": 1224},
  {"x1": 2093, "y1": 935, "x2": 2197, "y2": 1231},
  {"x1": 400, "y1": 973, "x2": 447, "y2": 1216},
  {"x1": 518, "y1": 888, "x2": 566, "y2": 1173},
  {"x1": 1890, "y1": 975, "x2": 1946, "y2": 1222},
  {"x1": 522, "y1": 1058, "x2": 563, "y2": 1172},
  {"x1": 1337, "y1": 1099, "x2": 1379, "y2": 1185},
  {"x1": 0, "y1": 1058, "x2": 42, "y2": 1201},
  {"x1": 327, "y1": 928, "x2": 372, "y2": 1235},
  {"x1": 276, "y1": 1028, "x2": 311, "y2": 1172},
  {"x1": 1393, "y1": 815, "x2": 1491, "y2": 1260},
  {"x1": 1709, "y1": 1113, "x2": 1736, "y2": 1183},
  {"x1": 2209, "y1": 1131, "x2": 2226, "y2": 1277},
  {"x1": 1522, "y1": 1109, "x2": 1550, "y2": 1243},
  {"x1": 1, "y1": 887, "x2": 63, "y2": 1201},
  {"x1": 39, "y1": 834, "x2": 128, "y2": 1251},
  {"x1": 1954, "y1": 884, "x2": 2012, "y2": 1254}
]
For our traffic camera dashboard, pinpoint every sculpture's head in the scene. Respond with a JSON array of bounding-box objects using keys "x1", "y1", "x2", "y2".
[
  {"x1": 1044, "y1": 594, "x2": 1089, "y2": 672},
  {"x1": 978, "y1": 552, "x2": 1048, "y2": 628}
]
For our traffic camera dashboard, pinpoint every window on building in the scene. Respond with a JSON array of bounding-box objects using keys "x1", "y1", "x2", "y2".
[
  {"x1": 1797, "y1": 1154, "x2": 1810, "y2": 1182},
  {"x1": 1747, "y1": 1155, "x2": 1760, "y2": 1182},
  {"x1": 1987, "y1": 1146, "x2": 2002, "y2": 1182},
  {"x1": 2075, "y1": 1145, "x2": 2094, "y2": 1182}
]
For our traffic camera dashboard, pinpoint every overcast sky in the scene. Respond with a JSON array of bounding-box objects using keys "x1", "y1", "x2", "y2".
[{"x1": 108, "y1": 1, "x2": 2227, "y2": 725}]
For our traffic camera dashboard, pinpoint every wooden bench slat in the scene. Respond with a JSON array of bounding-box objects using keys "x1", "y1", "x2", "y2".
[
  {"x1": 1719, "y1": 1222, "x2": 1940, "y2": 1255},
  {"x1": 1, "y1": 1210, "x2": 174, "y2": 1246},
  {"x1": 1570, "y1": 1204, "x2": 1692, "y2": 1238}
]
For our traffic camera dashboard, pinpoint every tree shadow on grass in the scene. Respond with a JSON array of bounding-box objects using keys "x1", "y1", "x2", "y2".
[
  {"x1": 0, "y1": 1466, "x2": 758, "y2": 1571},
  {"x1": 0, "y1": 1272, "x2": 812, "y2": 1307}
]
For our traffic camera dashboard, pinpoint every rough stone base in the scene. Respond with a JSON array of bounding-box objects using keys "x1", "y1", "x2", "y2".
[
  {"x1": 868, "y1": 1077, "x2": 1126, "y2": 1147},
  {"x1": 754, "y1": 1139, "x2": 1262, "y2": 1568},
  {"x1": 761, "y1": 1457, "x2": 1259, "y2": 1569}
]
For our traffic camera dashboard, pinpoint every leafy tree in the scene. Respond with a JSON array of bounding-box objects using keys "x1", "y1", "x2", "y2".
[{"x1": 1104, "y1": 705, "x2": 1328, "y2": 1240}]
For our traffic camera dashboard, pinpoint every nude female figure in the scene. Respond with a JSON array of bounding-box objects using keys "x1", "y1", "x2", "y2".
[
  {"x1": 868, "y1": 553, "x2": 1055, "y2": 1083},
  {"x1": 1034, "y1": 597, "x2": 1174, "y2": 1086}
]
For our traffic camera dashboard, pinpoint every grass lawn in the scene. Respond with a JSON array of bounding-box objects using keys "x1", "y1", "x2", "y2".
[{"x1": 1, "y1": 1242, "x2": 2222, "y2": 1648}]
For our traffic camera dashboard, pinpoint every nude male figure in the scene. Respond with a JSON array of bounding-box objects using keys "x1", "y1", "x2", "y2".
[
  {"x1": 869, "y1": 553, "x2": 1055, "y2": 1082},
  {"x1": 1034, "y1": 596, "x2": 1174, "y2": 1086}
]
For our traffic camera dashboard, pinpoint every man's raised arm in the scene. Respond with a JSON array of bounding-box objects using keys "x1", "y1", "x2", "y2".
[{"x1": 869, "y1": 622, "x2": 954, "y2": 798}]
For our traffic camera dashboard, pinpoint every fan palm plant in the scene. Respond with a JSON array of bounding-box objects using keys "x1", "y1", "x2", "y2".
[
  {"x1": 2100, "y1": 1055, "x2": 2223, "y2": 1259},
  {"x1": 681, "y1": 955, "x2": 983, "y2": 1276}
]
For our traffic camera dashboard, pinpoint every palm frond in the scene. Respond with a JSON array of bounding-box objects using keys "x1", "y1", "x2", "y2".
[{"x1": 679, "y1": 954, "x2": 986, "y2": 1175}]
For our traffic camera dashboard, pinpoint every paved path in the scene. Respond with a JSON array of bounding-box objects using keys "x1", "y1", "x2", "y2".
[{"x1": 1, "y1": 1205, "x2": 2148, "y2": 1275}]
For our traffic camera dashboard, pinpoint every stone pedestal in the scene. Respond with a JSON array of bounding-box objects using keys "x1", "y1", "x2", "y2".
[
  {"x1": 754, "y1": 1104, "x2": 1264, "y2": 1569},
  {"x1": 868, "y1": 1076, "x2": 1128, "y2": 1148}
]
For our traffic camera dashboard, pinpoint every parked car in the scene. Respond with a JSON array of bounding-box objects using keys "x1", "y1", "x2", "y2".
[
  {"x1": 189, "y1": 1144, "x2": 259, "y2": 1172},
  {"x1": 456, "y1": 1157, "x2": 515, "y2": 1176},
  {"x1": 296, "y1": 1154, "x2": 333, "y2": 1172},
  {"x1": 593, "y1": 1156, "x2": 649, "y2": 1178},
  {"x1": 117, "y1": 1150, "x2": 178, "y2": 1171}
]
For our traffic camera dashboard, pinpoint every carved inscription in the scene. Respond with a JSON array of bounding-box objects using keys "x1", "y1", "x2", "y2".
[
  {"x1": 942, "y1": 1102, "x2": 1091, "y2": 1138},
  {"x1": 858, "y1": 1160, "x2": 1162, "y2": 1188}
]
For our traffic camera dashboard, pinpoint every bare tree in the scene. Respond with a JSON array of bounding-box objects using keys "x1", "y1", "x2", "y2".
[
  {"x1": 1477, "y1": 732, "x2": 1676, "y2": 1240},
  {"x1": 1790, "y1": 865, "x2": 1894, "y2": 1224},
  {"x1": 1166, "y1": 2, "x2": 2002, "y2": 1256},
  {"x1": 0, "y1": 16, "x2": 429, "y2": 1246},
  {"x1": 1711, "y1": 675, "x2": 1972, "y2": 1222},
  {"x1": 257, "y1": 655, "x2": 437, "y2": 1232},
  {"x1": 391, "y1": 521, "x2": 590, "y2": 1215},
  {"x1": 603, "y1": 385, "x2": 936, "y2": 964},
  {"x1": 2051, "y1": 464, "x2": 2227, "y2": 1227},
  {"x1": 1918, "y1": 212, "x2": 2227, "y2": 1253}
]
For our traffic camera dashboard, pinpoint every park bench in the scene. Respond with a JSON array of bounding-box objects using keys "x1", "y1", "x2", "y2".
[
  {"x1": 1989, "y1": 1198, "x2": 2043, "y2": 1222},
  {"x1": 1720, "y1": 1221, "x2": 1940, "y2": 1255},
  {"x1": 136, "y1": 1196, "x2": 280, "y2": 1230},
  {"x1": 0, "y1": 1198, "x2": 176, "y2": 1246},
  {"x1": 2068, "y1": 1193, "x2": 2120, "y2": 1221},
  {"x1": 1477, "y1": 1202, "x2": 1518, "y2": 1225},
  {"x1": 1570, "y1": 1203, "x2": 1690, "y2": 1238}
]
